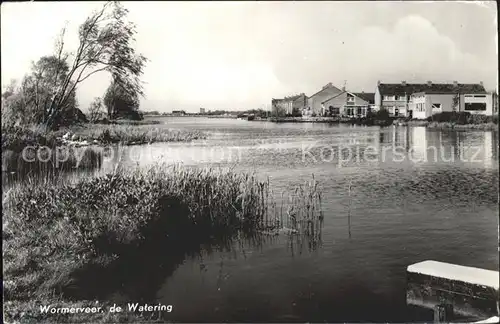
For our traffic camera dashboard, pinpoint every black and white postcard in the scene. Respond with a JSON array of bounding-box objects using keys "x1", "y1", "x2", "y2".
[{"x1": 2, "y1": 1, "x2": 498, "y2": 323}]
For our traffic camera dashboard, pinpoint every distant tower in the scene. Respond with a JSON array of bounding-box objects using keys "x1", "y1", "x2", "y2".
[{"x1": 343, "y1": 80, "x2": 347, "y2": 91}]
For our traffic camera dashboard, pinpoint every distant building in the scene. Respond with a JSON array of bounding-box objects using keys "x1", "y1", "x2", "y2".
[
  {"x1": 375, "y1": 80, "x2": 491, "y2": 118},
  {"x1": 200, "y1": 108, "x2": 206, "y2": 114},
  {"x1": 491, "y1": 92, "x2": 498, "y2": 115},
  {"x1": 307, "y1": 83, "x2": 344, "y2": 116},
  {"x1": 171, "y1": 110, "x2": 186, "y2": 116},
  {"x1": 321, "y1": 91, "x2": 374, "y2": 117},
  {"x1": 271, "y1": 93, "x2": 307, "y2": 116}
]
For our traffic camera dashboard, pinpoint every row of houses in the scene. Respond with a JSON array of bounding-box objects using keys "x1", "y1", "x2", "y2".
[{"x1": 271, "y1": 81, "x2": 498, "y2": 119}]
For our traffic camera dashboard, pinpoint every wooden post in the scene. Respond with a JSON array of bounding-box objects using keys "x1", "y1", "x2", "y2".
[{"x1": 434, "y1": 303, "x2": 453, "y2": 323}]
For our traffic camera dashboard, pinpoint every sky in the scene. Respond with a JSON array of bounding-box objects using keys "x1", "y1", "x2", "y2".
[{"x1": 1, "y1": 1, "x2": 498, "y2": 113}]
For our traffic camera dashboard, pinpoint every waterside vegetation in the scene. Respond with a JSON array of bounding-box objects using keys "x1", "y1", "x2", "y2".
[{"x1": 3, "y1": 165, "x2": 323, "y2": 323}]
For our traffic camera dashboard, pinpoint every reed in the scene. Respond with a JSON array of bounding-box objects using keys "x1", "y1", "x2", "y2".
[
  {"x1": 3, "y1": 164, "x2": 322, "y2": 323},
  {"x1": 71, "y1": 124, "x2": 206, "y2": 144}
]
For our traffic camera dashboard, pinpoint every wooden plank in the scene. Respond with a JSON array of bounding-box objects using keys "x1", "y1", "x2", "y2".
[
  {"x1": 406, "y1": 260, "x2": 499, "y2": 319},
  {"x1": 475, "y1": 316, "x2": 500, "y2": 323},
  {"x1": 407, "y1": 272, "x2": 498, "y2": 301},
  {"x1": 407, "y1": 261, "x2": 499, "y2": 290},
  {"x1": 434, "y1": 303, "x2": 453, "y2": 323},
  {"x1": 407, "y1": 282, "x2": 498, "y2": 318}
]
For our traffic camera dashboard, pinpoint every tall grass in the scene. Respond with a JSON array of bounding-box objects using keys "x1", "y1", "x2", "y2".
[
  {"x1": 70, "y1": 124, "x2": 206, "y2": 144},
  {"x1": 3, "y1": 164, "x2": 322, "y2": 323}
]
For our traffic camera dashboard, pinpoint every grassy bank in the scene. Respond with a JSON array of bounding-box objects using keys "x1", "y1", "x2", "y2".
[
  {"x1": 2, "y1": 123, "x2": 206, "y2": 151},
  {"x1": 3, "y1": 165, "x2": 322, "y2": 323},
  {"x1": 404, "y1": 121, "x2": 498, "y2": 130},
  {"x1": 256, "y1": 116, "x2": 391, "y2": 125},
  {"x1": 2, "y1": 125, "x2": 102, "y2": 174},
  {"x1": 1, "y1": 124, "x2": 206, "y2": 174},
  {"x1": 67, "y1": 124, "x2": 206, "y2": 145},
  {"x1": 404, "y1": 113, "x2": 498, "y2": 130}
]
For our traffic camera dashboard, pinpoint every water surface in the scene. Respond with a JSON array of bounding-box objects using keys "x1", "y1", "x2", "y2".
[
  {"x1": 100, "y1": 117, "x2": 498, "y2": 322},
  {"x1": 7, "y1": 117, "x2": 498, "y2": 322}
]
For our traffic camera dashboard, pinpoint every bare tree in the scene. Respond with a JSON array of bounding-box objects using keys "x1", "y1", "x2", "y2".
[{"x1": 44, "y1": 1, "x2": 147, "y2": 128}]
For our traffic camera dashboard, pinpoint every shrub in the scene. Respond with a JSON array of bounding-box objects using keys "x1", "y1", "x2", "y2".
[
  {"x1": 365, "y1": 109, "x2": 393, "y2": 126},
  {"x1": 1, "y1": 125, "x2": 62, "y2": 153},
  {"x1": 427, "y1": 111, "x2": 471, "y2": 124},
  {"x1": 466, "y1": 114, "x2": 498, "y2": 124}
]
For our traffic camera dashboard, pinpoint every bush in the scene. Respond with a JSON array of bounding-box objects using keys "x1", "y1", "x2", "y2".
[
  {"x1": 427, "y1": 111, "x2": 471, "y2": 124},
  {"x1": 1, "y1": 125, "x2": 62, "y2": 153},
  {"x1": 365, "y1": 109, "x2": 393, "y2": 126},
  {"x1": 466, "y1": 114, "x2": 497, "y2": 124}
]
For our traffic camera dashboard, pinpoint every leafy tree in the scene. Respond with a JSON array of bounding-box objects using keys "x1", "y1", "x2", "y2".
[
  {"x1": 1, "y1": 57, "x2": 79, "y2": 128},
  {"x1": 41, "y1": 1, "x2": 147, "y2": 128},
  {"x1": 103, "y1": 77, "x2": 142, "y2": 120},
  {"x1": 271, "y1": 101, "x2": 287, "y2": 117},
  {"x1": 452, "y1": 93, "x2": 460, "y2": 112},
  {"x1": 88, "y1": 97, "x2": 105, "y2": 122}
]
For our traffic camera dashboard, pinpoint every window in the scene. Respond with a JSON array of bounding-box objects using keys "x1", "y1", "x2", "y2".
[
  {"x1": 432, "y1": 103, "x2": 442, "y2": 110},
  {"x1": 329, "y1": 106, "x2": 340, "y2": 115},
  {"x1": 384, "y1": 95, "x2": 395, "y2": 101},
  {"x1": 465, "y1": 103, "x2": 486, "y2": 111},
  {"x1": 474, "y1": 95, "x2": 486, "y2": 98},
  {"x1": 347, "y1": 94, "x2": 355, "y2": 103},
  {"x1": 395, "y1": 95, "x2": 405, "y2": 101}
]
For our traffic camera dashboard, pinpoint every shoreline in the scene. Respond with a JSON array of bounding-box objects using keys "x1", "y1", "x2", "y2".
[{"x1": 248, "y1": 117, "x2": 498, "y2": 130}]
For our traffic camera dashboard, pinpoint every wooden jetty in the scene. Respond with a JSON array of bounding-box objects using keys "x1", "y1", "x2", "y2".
[{"x1": 406, "y1": 260, "x2": 499, "y2": 322}]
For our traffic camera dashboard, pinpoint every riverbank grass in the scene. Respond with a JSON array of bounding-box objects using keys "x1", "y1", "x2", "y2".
[
  {"x1": 2, "y1": 123, "x2": 206, "y2": 150},
  {"x1": 3, "y1": 165, "x2": 322, "y2": 323},
  {"x1": 69, "y1": 124, "x2": 206, "y2": 145}
]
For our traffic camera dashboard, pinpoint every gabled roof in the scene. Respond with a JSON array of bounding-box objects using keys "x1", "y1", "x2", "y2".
[
  {"x1": 378, "y1": 83, "x2": 486, "y2": 96},
  {"x1": 353, "y1": 92, "x2": 375, "y2": 104},
  {"x1": 321, "y1": 91, "x2": 347, "y2": 104},
  {"x1": 308, "y1": 83, "x2": 343, "y2": 98},
  {"x1": 321, "y1": 91, "x2": 375, "y2": 105}
]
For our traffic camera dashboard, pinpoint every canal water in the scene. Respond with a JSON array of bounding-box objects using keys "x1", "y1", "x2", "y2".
[
  {"x1": 98, "y1": 117, "x2": 499, "y2": 322},
  {"x1": 9, "y1": 117, "x2": 500, "y2": 322}
]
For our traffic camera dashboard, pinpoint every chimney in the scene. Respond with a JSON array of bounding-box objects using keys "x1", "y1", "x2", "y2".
[
  {"x1": 427, "y1": 81, "x2": 432, "y2": 86},
  {"x1": 402, "y1": 81, "x2": 406, "y2": 86},
  {"x1": 377, "y1": 80, "x2": 381, "y2": 86},
  {"x1": 453, "y1": 81, "x2": 458, "y2": 87},
  {"x1": 480, "y1": 81, "x2": 484, "y2": 87},
  {"x1": 342, "y1": 85, "x2": 346, "y2": 91}
]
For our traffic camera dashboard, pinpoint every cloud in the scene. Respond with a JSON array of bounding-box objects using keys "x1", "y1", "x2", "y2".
[
  {"x1": 276, "y1": 13, "x2": 496, "y2": 94},
  {"x1": 351, "y1": 15, "x2": 494, "y2": 88}
]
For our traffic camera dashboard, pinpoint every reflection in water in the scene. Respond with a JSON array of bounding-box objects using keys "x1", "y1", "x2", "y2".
[
  {"x1": 484, "y1": 132, "x2": 493, "y2": 168},
  {"x1": 4, "y1": 118, "x2": 498, "y2": 322},
  {"x1": 406, "y1": 127, "x2": 497, "y2": 167},
  {"x1": 411, "y1": 127, "x2": 427, "y2": 162}
]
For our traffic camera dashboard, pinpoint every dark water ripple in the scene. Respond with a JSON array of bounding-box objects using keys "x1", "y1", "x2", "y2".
[{"x1": 57, "y1": 118, "x2": 499, "y2": 322}]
